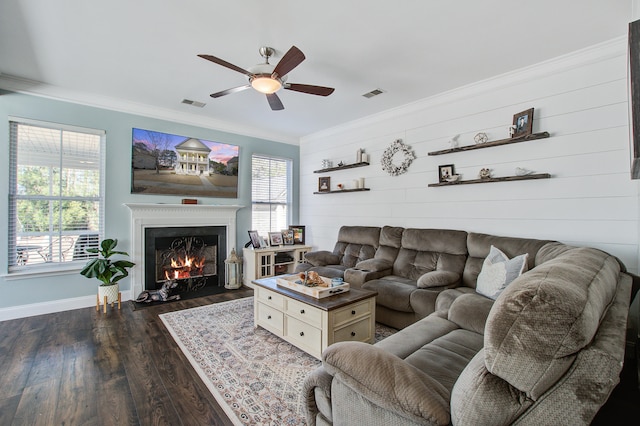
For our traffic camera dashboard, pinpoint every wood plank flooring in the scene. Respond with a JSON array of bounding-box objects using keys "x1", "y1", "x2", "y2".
[{"x1": 0, "y1": 286, "x2": 637, "y2": 425}]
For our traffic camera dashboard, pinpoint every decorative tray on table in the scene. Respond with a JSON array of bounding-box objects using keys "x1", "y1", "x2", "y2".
[{"x1": 276, "y1": 274, "x2": 350, "y2": 298}]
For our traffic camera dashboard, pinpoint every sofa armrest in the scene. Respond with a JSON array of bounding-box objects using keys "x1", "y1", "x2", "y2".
[
  {"x1": 303, "y1": 366, "x2": 334, "y2": 426},
  {"x1": 304, "y1": 250, "x2": 340, "y2": 267},
  {"x1": 417, "y1": 270, "x2": 461, "y2": 288},
  {"x1": 323, "y1": 341, "x2": 451, "y2": 425},
  {"x1": 448, "y1": 293, "x2": 494, "y2": 335},
  {"x1": 345, "y1": 259, "x2": 393, "y2": 287}
]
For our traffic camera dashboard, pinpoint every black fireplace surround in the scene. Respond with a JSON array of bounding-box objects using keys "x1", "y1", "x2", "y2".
[{"x1": 144, "y1": 226, "x2": 227, "y2": 291}]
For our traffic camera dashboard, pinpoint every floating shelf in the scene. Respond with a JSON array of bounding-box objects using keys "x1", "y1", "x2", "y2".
[
  {"x1": 313, "y1": 162, "x2": 370, "y2": 173},
  {"x1": 428, "y1": 173, "x2": 551, "y2": 187},
  {"x1": 428, "y1": 132, "x2": 550, "y2": 156},
  {"x1": 313, "y1": 188, "x2": 371, "y2": 194}
]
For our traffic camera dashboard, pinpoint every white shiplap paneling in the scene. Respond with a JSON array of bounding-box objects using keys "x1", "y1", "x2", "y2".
[{"x1": 300, "y1": 39, "x2": 640, "y2": 272}]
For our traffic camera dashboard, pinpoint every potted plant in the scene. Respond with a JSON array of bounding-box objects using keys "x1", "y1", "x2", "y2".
[{"x1": 80, "y1": 238, "x2": 135, "y2": 309}]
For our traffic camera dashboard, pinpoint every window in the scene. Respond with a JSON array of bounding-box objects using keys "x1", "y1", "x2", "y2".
[
  {"x1": 251, "y1": 154, "x2": 292, "y2": 238},
  {"x1": 8, "y1": 118, "x2": 105, "y2": 273}
]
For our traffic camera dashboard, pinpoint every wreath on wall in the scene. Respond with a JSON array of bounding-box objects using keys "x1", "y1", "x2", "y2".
[{"x1": 380, "y1": 139, "x2": 415, "y2": 176}]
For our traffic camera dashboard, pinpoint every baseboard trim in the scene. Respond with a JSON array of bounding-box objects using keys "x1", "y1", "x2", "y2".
[{"x1": 0, "y1": 290, "x2": 133, "y2": 321}]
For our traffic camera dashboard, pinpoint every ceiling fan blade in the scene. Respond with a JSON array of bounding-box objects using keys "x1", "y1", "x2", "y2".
[
  {"x1": 266, "y1": 93, "x2": 284, "y2": 111},
  {"x1": 210, "y1": 85, "x2": 251, "y2": 98},
  {"x1": 272, "y1": 46, "x2": 305, "y2": 79},
  {"x1": 285, "y1": 83, "x2": 335, "y2": 96},
  {"x1": 198, "y1": 54, "x2": 253, "y2": 77}
]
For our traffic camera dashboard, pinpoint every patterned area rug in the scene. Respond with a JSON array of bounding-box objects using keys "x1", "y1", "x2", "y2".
[{"x1": 160, "y1": 296, "x2": 395, "y2": 425}]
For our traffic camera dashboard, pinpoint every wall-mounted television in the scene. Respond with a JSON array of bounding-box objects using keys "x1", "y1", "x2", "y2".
[{"x1": 131, "y1": 128, "x2": 239, "y2": 198}]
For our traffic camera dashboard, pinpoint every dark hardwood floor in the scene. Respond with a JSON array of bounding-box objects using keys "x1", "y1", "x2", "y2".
[{"x1": 0, "y1": 285, "x2": 637, "y2": 425}]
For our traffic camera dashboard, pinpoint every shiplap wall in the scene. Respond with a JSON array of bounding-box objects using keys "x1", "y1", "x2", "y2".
[{"x1": 299, "y1": 38, "x2": 640, "y2": 273}]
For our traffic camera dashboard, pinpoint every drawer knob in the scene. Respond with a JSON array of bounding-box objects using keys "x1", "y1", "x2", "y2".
[
  {"x1": 267, "y1": 315, "x2": 271, "y2": 320},
  {"x1": 351, "y1": 310, "x2": 356, "y2": 315},
  {"x1": 300, "y1": 309, "x2": 305, "y2": 314},
  {"x1": 268, "y1": 296, "x2": 272, "y2": 300},
  {"x1": 300, "y1": 332, "x2": 305, "y2": 336},
  {"x1": 351, "y1": 331, "x2": 356, "y2": 337}
]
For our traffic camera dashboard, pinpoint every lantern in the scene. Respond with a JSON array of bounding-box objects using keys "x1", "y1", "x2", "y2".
[{"x1": 225, "y1": 248, "x2": 242, "y2": 289}]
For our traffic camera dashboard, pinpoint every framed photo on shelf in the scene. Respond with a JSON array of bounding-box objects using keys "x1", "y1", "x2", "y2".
[
  {"x1": 247, "y1": 230, "x2": 261, "y2": 249},
  {"x1": 268, "y1": 232, "x2": 283, "y2": 246},
  {"x1": 282, "y1": 229, "x2": 294, "y2": 245},
  {"x1": 318, "y1": 176, "x2": 330, "y2": 192},
  {"x1": 512, "y1": 108, "x2": 534, "y2": 138},
  {"x1": 438, "y1": 164, "x2": 455, "y2": 182},
  {"x1": 289, "y1": 225, "x2": 305, "y2": 244}
]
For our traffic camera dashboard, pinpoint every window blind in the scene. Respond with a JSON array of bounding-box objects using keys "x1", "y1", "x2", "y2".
[
  {"x1": 251, "y1": 154, "x2": 292, "y2": 238},
  {"x1": 8, "y1": 118, "x2": 105, "y2": 273}
]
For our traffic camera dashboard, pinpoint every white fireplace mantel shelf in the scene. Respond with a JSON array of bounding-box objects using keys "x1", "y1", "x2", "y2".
[{"x1": 124, "y1": 203, "x2": 243, "y2": 297}]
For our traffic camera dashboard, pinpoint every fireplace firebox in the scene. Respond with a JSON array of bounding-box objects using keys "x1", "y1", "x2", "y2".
[{"x1": 144, "y1": 226, "x2": 226, "y2": 292}]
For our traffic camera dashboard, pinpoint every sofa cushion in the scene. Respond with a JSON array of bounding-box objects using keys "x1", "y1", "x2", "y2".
[
  {"x1": 447, "y1": 293, "x2": 495, "y2": 335},
  {"x1": 475, "y1": 245, "x2": 528, "y2": 300},
  {"x1": 463, "y1": 232, "x2": 552, "y2": 289},
  {"x1": 392, "y1": 228, "x2": 468, "y2": 280},
  {"x1": 483, "y1": 246, "x2": 621, "y2": 399},
  {"x1": 304, "y1": 250, "x2": 340, "y2": 266},
  {"x1": 333, "y1": 226, "x2": 380, "y2": 267},
  {"x1": 417, "y1": 270, "x2": 461, "y2": 289},
  {"x1": 363, "y1": 277, "x2": 415, "y2": 312}
]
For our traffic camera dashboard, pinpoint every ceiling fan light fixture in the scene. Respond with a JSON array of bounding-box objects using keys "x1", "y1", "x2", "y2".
[{"x1": 251, "y1": 76, "x2": 281, "y2": 94}]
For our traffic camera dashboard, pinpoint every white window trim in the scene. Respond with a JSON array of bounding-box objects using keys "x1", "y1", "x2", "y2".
[{"x1": 7, "y1": 116, "x2": 106, "y2": 277}]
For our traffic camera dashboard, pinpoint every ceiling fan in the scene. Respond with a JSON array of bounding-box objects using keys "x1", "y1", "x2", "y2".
[{"x1": 198, "y1": 46, "x2": 335, "y2": 111}]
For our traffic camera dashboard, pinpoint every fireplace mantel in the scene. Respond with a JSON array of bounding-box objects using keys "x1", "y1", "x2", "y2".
[{"x1": 124, "y1": 203, "x2": 243, "y2": 297}]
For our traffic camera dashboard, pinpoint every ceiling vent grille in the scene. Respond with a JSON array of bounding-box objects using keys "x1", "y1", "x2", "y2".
[
  {"x1": 362, "y1": 88, "x2": 385, "y2": 98},
  {"x1": 181, "y1": 99, "x2": 206, "y2": 108}
]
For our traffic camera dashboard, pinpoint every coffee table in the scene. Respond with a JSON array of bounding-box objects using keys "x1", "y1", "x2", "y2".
[{"x1": 252, "y1": 276, "x2": 377, "y2": 359}]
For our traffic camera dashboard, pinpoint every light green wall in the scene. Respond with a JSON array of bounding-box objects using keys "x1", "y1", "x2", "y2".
[{"x1": 0, "y1": 89, "x2": 300, "y2": 308}]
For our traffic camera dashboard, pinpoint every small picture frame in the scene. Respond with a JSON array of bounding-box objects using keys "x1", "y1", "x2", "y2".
[
  {"x1": 282, "y1": 229, "x2": 294, "y2": 245},
  {"x1": 289, "y1": 225, "x2": 305, "y2": 244},
  {"x1": 512, "y1": 108, "x2": 534, "y2": 138},
  {"x1": 318, "y1": 176, "x2": 330, "y2": 192},
  {"x1": 247, "y1": 230, "x2": 261, "y2": 249},
  {"x1": 258, "y1": 236, "x2": 268, "y2": 248},
  {"x1": 268, "y1": 232, "x2": 283, "y2": 246},
  {"x1": 438, "y1": 164, "x2": 455, "y2": 182}
]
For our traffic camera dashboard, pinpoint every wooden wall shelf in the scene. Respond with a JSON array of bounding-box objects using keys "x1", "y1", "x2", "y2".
[
  {"x1": 313, "y1": 188, "x2": 371, "y2": 194},
  {"x1": 428, "y1": 132, "x2": 550, "y2": 156},
  {"x1": 313, "y1": 162, "x2": 369, "y2": 173},
  {"x1": 428, "y1": 173, "x2": 550, "y2": 187}
]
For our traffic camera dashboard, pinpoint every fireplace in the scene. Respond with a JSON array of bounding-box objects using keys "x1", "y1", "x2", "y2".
[
  {"x1": 125, "y1": 203, "x2": 242, "y2": 298},
  {"x1": 144, "y1": 226, "x2": 226, "y2": 292}
]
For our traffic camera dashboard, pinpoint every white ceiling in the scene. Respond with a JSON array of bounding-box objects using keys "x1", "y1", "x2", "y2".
[{"x1": 0, "y1": 1, "x2": 633, "y2": 144}]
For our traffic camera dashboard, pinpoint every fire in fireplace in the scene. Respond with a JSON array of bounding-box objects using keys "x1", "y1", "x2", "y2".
[{"x1": 144, "y1": 226, "x2": 226, "y2": 294}]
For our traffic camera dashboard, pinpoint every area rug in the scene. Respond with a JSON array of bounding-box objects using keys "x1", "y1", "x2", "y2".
[{"x1": 159, "y1": 297, "x2": 396, "y2": 425}]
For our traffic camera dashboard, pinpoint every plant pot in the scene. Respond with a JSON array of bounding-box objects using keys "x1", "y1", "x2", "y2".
[{"x1": 98, "y1": 283, "x2": 119, "y2": 304}]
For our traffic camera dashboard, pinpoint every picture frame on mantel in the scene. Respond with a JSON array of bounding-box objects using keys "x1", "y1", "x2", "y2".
[{"x1": 512, "y1": 108, "x2": 534, "y2": 138}]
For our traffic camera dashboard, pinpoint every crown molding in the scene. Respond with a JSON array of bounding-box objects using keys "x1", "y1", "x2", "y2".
[{"x1": 0, "y1": 74, "x2": 299, "y2": 145}]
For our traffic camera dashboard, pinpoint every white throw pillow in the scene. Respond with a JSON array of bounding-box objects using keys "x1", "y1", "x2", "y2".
[{"x1": 476, "y1": 245, "x2": 529, "y2": 300}]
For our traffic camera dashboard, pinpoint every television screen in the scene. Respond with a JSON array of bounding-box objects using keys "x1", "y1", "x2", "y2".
[{"x1": 131, "y1": 128, "x2": 239, "y2": 198}]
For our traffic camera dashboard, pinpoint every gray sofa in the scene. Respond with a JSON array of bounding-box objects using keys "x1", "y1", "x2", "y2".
[{"x1": 301, "y1": 226, "x2": 633, "y2": 425}]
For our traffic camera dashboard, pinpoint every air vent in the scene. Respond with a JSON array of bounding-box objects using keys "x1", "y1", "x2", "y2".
[
  {"x1": 181, "y1": 99, "x2": 206, "y2": 108},
  {"x1": 362, "y1": 88, "x2": 385, "y2": 99}
]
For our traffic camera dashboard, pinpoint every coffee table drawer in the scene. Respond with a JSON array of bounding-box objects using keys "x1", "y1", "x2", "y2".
[
  {"x1": 333, "y1": 316, "x2": 373, "y2": 343},
  {"x1": 286, "y1": 298, "x2": 322, "y2": 327},
  {"x1": 257, "y1": 302, "x2": 284, "y2": 334},
  {"x1": 333, "y1": 300, "x2": 373, "y2": 327},
  {"x1": 285, "y1": 316, "x2": 322, "y2": 356},
  {"x1": 257, "y1": 287, "x2": 285, "y2": 310}
]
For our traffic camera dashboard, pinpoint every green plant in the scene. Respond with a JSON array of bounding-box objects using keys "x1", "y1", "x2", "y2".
[{"x1": 80, "y1": 238, "x2": 135, "y2": 286}]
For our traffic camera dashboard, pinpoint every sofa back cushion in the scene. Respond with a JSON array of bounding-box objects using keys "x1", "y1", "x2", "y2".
[
  {"x1": 374, "y1": 226, "x2": 404, "y2": 263},
  {"x1": 463, "y1": 232, "x2": 552, "y2": 289},
  {"x1": 333, "y1": 226, "x2": 381, "y2": 267},
  {"x1": 392, "y1": 229, "x2": 468, "y2": 280},
  {"x1": 483, "y1": 246, "x2": 621, "y2": 399}
]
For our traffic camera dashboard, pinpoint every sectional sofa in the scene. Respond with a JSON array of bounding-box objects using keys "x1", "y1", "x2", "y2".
[{"x1": 299, "y1": 226, "x2": 634, "y2": 425}]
